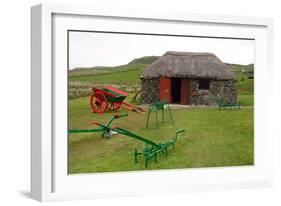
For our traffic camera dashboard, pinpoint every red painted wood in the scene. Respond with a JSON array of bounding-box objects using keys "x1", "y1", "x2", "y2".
[
  {"x1": 160, "y1": 77, "x2": 171, "y2": 103},
  {"x1": 104, "y1": 86, "x2": 128, "y2": 96},
  {"x1": 180, "y1": 79, "x2": 190, "y2": 105}
]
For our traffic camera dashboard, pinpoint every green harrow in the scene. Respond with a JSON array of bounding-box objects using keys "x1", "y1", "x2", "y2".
[{"x1": 209, "y1": 96, "x2": 240, "y2": 110}]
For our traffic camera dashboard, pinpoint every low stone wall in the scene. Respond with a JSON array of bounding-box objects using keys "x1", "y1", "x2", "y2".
[
  {"x1": 140, "y1": 78, "x2": 160, "y2": 104},
  {"x1": 189, "y1": 79, "x2": 237, "y2": 105}
]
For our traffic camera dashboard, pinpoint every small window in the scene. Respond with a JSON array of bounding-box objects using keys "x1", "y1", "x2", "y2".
[{"x1": 199, "y1": 79, "x2": 210, "y2": 90}]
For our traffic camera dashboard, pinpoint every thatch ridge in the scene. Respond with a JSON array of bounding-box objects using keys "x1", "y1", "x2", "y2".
[{"x1": 142, "y1": 51, "x2": 235, "y2": 80}]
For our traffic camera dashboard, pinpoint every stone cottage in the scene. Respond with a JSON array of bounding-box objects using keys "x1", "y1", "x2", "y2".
[{"x1": 140, "y1": 51, "x2": 237, "y2": 105}]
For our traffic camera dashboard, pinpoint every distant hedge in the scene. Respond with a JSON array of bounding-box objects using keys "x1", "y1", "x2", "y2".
[{"x1": 68, "y1": 81, "x2": 141, "y2": 99}]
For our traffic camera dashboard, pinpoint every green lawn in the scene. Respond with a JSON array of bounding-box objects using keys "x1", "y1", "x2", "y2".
[
  {"x1": 238, "y1": 95, "x2": 254, "y2": 106},
  {"x1": 237, "y1": 79, "x2": 254, "y2": 95},
  {"x1": 68, "y1": 97, "x2": 254, "y2": 174}
]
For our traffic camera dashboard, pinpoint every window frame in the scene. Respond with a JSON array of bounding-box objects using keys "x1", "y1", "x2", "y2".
[{"x1": 198, "y1": 79, "x2": 210, "y2": 90}]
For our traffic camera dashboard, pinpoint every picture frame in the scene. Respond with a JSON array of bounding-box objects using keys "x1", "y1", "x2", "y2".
[{"x1": 31, "y1": 3, "x2": 274, "y2": 201}]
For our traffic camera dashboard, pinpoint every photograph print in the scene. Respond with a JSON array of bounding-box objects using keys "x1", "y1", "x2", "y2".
[{"x1": 68, "y1": 31, "x2": 254, "y2": 174}]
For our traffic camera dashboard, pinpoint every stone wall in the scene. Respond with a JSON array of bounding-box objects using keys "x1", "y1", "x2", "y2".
[
  {"x1": 140, "y1": 78, "x2": 160, "y2": 104},
  {"x1": 189, "y1": 79, "x2": 237, "y2": 105},
  {"x1": 141, "y1": 78, "x2": 237, "y2": 105}
]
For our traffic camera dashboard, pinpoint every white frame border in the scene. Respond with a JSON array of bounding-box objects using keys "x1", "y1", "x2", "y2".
[{"x1": 31, "y1": 3, "x2": 274, "y2": 202}]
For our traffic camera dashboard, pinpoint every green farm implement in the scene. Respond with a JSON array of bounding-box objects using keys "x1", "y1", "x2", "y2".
[
  {"x1": 146, "y1": 100, "x2": 174, "y2": 128},
  {"x1": 209, "y1": 96, "x2": 240, "y2": 110},
  {"x1": 93, "y1": 122, "x2": 185, "y2": 167},
  {"x1": 69, "y1": 113, "x2": 128, "y2": 138},
  {"x1": 218, "y1": 102, "x2": 240, "y2": 110},
  {"x1": 69, "y1": 113, "x2": 185, "y2": 167}
]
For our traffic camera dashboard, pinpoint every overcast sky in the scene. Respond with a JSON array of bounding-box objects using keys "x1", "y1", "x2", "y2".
[{"x1": 68, "y1": 31, "x2": 254, "y2": 70}]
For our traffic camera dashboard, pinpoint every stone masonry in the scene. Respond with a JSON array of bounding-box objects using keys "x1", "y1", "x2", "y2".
[
  {"x1": 141, "y1": 78, "x2": 237, "y2": 105},
  {"x1": 189, "y1": 79, "x2": 237, "y2": 105},
  {"x1": 141, "y1": 78, "x2": 160, "y2": 104}
]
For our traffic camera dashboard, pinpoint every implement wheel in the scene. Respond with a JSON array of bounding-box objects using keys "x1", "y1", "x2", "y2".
[
  {"x1": 108, "y1": 102, "x2": 121, "y2": 111},
  {"x1": 90, "y1": 92, "x2": 108, "y2": 113}
]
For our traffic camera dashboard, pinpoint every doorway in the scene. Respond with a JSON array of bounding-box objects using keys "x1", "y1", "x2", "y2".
[
  {"x1": 160, "y1": 77, "x2": 189, "y2": 105},
  {"x1": 171, "y1": 78, "x2": 181, "y2": 103}
]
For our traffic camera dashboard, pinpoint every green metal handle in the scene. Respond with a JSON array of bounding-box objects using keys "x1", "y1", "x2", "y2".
[
  {"x1": 176, "y1": 130, "x2": 185, "y2": 135},
  {"x1": 101, "y1": 113, "x2": 128, "y2": 137},
  {"x1": 69, "y1": 113, "x2": 128, "y2": 136},
  {"x1": 68, "y1": 128, "x2": 104, "y2": 134},
  {"x1": 174, "y1": 130, "x2": 185, "y2": 142}
]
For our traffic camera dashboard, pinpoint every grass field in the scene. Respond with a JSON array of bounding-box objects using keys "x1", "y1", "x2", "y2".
[
  {"x1": 238, "y1": 95, "x2": 254, "y2": 106},
  {"x1": 69, "y1": 97, "x2": 254, "y2": 173}
]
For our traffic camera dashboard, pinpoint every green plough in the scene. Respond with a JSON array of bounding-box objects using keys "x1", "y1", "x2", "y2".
[
  {"x1": 94, "y1": 122, "x2": 185, "y2": 167},
  {"x1": 69, "y1": 113, "x2": 185, "y2": 167},
  {"x1": 69, "y1": 113, "x2": 128, "y2": 138}
]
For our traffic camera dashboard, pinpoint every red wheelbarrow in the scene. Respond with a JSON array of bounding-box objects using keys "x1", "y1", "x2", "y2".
[{"x1": 90, "y1": 86, "x2": 146, "y2": 114}]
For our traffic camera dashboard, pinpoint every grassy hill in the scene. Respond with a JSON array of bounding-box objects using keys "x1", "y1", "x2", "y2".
[
  {"x1": 226, "y1": 63, "x2": 254, "y2": 106},
  {"x1": 70, "y1": 64, "x2": 147, "y2": 84},
  {"x1": 227, "y1": 63, "x2": 254, "y2": 95},
  {"x1": 128, "y1": 55, "x2": 159, "y2": 65},
  {"x1": 69, "y1": 56, "x2": 160, "y2": 85},
  {"x1": 70, "y1": 56, "x2": 159, "y2": 76},
  {"x1": 226, "y1": 63, "x2": 254, "y2": 78}
]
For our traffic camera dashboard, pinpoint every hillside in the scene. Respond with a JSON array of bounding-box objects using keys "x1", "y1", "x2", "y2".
[
  {"x1": 70, "y1": 56, "x2": 159, "y2": 77},
  {"x1": 226, "y1": 63, "x2": 254, "y2": 77},
  {"x1": 128, "y1": 56, "x2": 159, "y2": 65},
  {"x1": 226, "y1": 63, "x2": 254, "y2": 97}
]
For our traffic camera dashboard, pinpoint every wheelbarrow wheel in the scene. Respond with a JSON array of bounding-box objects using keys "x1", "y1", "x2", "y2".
[
  {"x1": 108, "y1": 102, "x2": 121, "y2": 111},
  {"x1": 90, "y1": 92, "x2": 108, "y2": 113}
]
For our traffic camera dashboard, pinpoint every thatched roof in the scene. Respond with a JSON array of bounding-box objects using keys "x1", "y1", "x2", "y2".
[{"x1": 142, "y1": 51, "x2": 235, "y2": 80}]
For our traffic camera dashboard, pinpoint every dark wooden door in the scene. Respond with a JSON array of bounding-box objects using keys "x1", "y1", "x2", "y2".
[
  {"x1": 160, "y1": 77, "x2": 171, "y2": 103},
  {"x1": 180, "y1": 79, "x2": 190, "y2": 105}
]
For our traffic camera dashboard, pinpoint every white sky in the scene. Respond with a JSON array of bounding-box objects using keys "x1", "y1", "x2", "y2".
[{"x1": 68, "y1": 31, "x2": 254, "y2": 70}]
